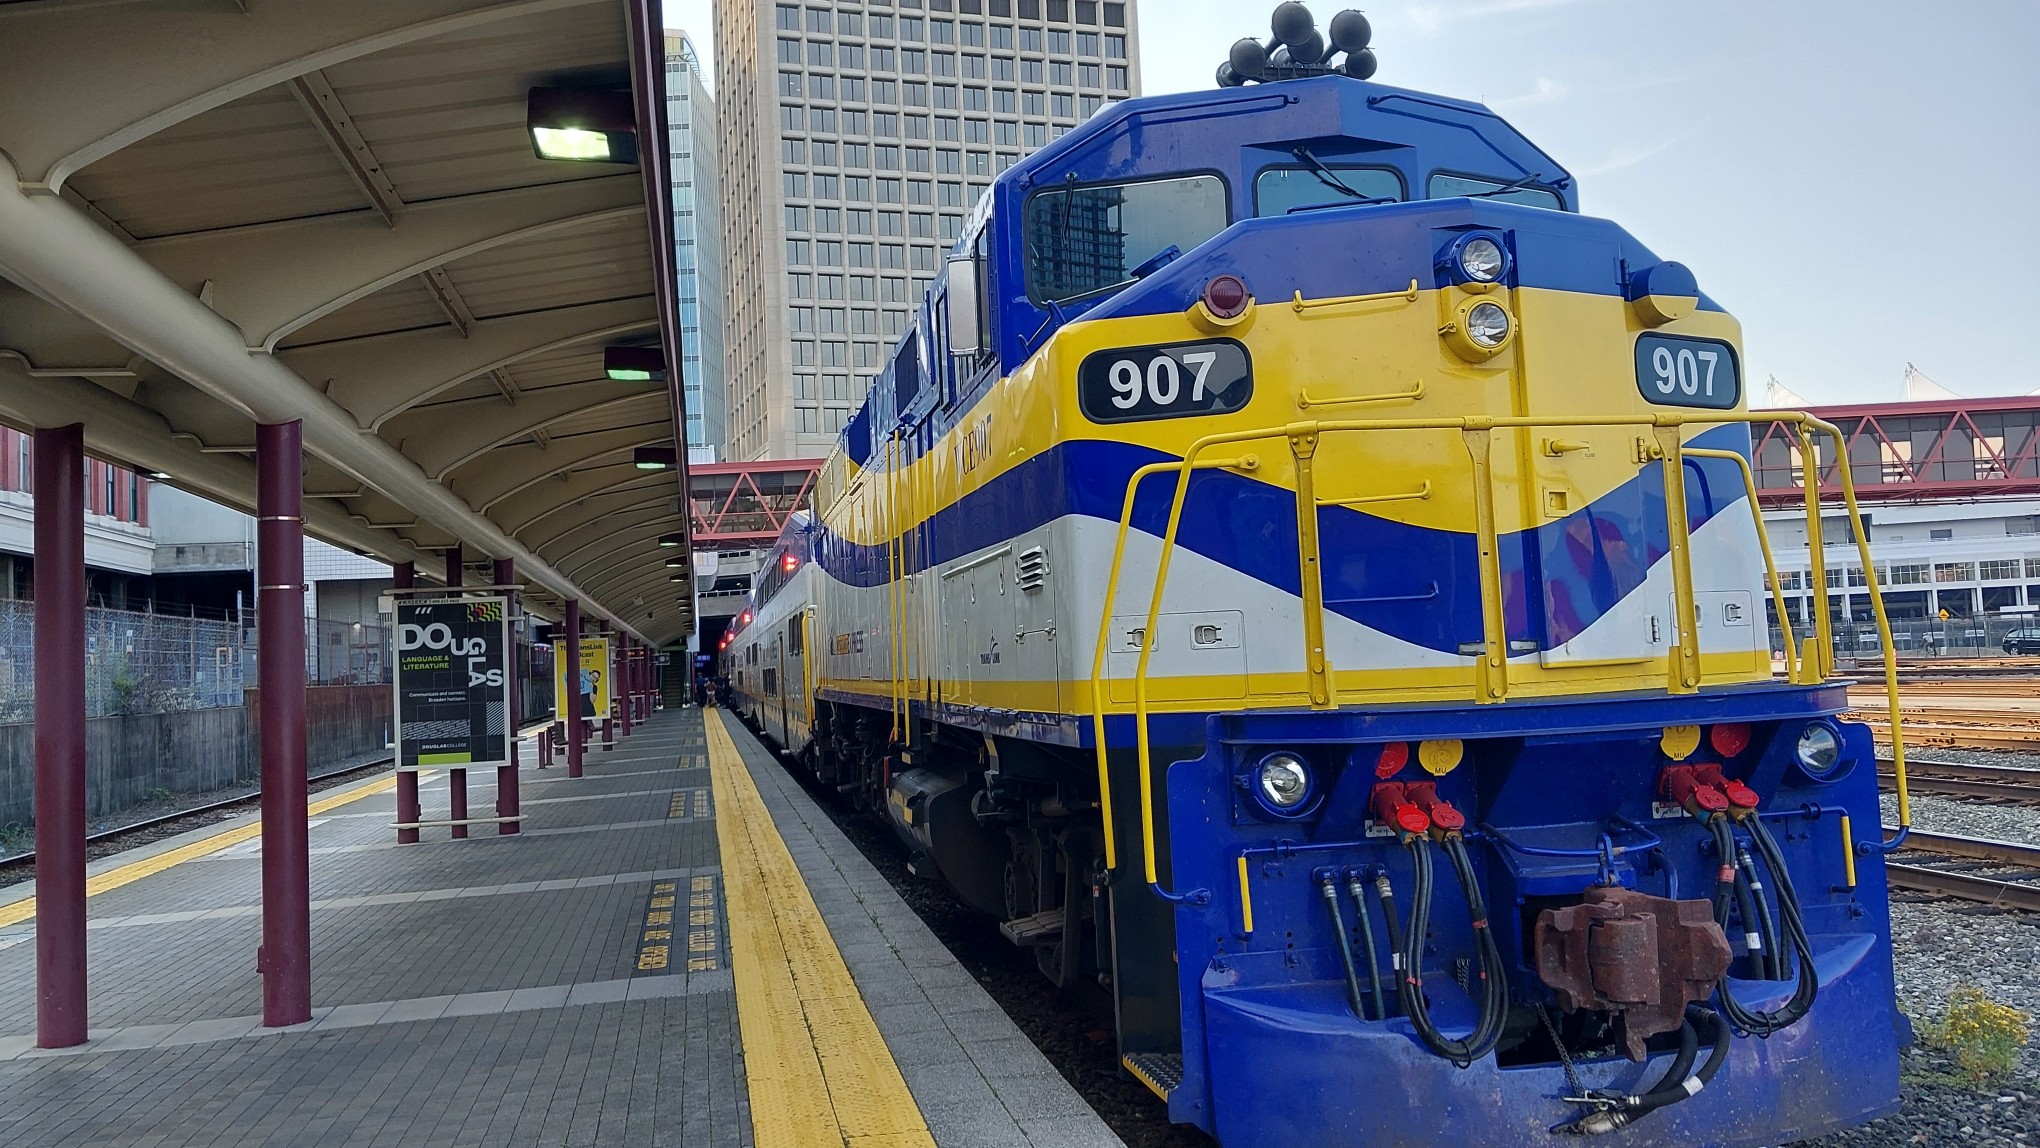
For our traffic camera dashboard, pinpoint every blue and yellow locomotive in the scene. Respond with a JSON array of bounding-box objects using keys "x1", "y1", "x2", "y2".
[{"x1": 727, "y1": 12, "x2": 1914, "y2": 1145}]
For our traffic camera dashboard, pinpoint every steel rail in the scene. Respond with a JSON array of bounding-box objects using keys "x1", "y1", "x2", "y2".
[
  {"x1": 1874, "y1": 758, "x2": 2040, "y2": 805},
  {"x1": 1886, "y1": 863, "x2": 2040, "y2": 913},
  {"x1": 1894, "y1": 830, "x2": 2040, "y2": 868}
]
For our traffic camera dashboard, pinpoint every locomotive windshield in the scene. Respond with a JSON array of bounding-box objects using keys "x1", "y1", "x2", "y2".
[
  {"x1": 1254, "y1": 164, "x2": 1404, "y2": 216},
  {"x1": 1023, "y1": 173, "x2": 1229, "y2": 304},
  {"x1": 1427, "y1": 171, "x2": 1565, "y2": 209}
]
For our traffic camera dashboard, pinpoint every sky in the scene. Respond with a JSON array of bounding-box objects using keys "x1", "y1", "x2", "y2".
[{"x1": 664, "y1": 0, "x2": 2040, "y2": 405}]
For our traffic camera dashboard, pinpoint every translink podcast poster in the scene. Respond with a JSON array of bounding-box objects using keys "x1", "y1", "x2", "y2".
[{"x1": 394, "y1": 597, "x2": 511, "y2": 771}]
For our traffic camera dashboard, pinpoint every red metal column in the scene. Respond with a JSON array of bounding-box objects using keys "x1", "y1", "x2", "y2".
[
  {"x1": 619, "y1": 635, "x2": 634, "y2": 738},
  {"x1": 600, "y1": 622, "x2": 614, "y2": 752},
  {"x1": 257, "y1": 419, "x2": 311, "y2": 1027},
  {"x1": 494, "y1": 557, "x2": 521, "y2": 835},
  {"x1": 33, "y1": 424, "x2": 87, "y2": 1049},
  {"x1": 444, "y1": 546, "x2": 467, "y2": 839},
  {"x1": 391, "y1": 561, "x2": 420, "y2": 844},
  {"x1": 565, "y1": 598, "x2": 584, "y2": 778}
]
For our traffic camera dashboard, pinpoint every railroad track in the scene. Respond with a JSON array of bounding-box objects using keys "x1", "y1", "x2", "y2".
[
  {"x1": 1876, "y1": 757, "x2": 2040, "y2": 805},
  {"x1": 0, "y1": 756, "x2": 396, "y2": 873},
  {"x1": 1887, "y1": 829, "x2": 2040, "y2": 913},
  {"x1": 1854, "y1": 716, "x2": 2039, "y2": 752}
]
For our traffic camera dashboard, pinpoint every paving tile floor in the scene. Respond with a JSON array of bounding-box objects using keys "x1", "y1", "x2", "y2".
[{"x1": 0, "y1": 708, "x2": 1127, "y2": 1148}]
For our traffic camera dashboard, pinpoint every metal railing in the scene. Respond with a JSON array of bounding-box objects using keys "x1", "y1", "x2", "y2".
[{"x1": 1089, "y1": 409, "x2": 1913, "y2": 894}]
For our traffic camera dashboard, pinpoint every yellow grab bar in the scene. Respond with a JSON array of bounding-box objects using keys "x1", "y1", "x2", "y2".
[
  {"x1": 1682, "y1": 447, "x2": 1800, "y2": 684},
  {"x1": 1089, "y1": 455, "x2": 1257, "y2": 873},
  {"x1": 1803, "y1": 416, "x2": 1909, "y2": 844},
  {"x1": 1088, "y1": 407, "x2": 1908, "y2": 874}
]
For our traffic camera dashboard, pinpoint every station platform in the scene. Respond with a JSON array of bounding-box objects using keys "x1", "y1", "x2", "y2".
[{"x1": 0, "y1": 709, "x2": 1123, "y2": 1148}]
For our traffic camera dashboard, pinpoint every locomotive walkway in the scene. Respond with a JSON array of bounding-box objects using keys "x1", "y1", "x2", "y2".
[{"x1": 0, "y1": 709, "x2": 1121, "y2": 1148}]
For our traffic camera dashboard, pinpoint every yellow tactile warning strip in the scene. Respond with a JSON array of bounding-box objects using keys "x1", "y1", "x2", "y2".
[
  {"x1": 705, "y1": 709, "x2": 937, "y2": 1148},
  {"x1": 0, "y1": 771, "x2": 408, "y2": 930}
]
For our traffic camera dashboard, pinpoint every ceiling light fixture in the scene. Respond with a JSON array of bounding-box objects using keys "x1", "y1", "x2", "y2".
[
  {"x1": 527, "y1": 89, "x2": 639, "y2": 163},
  {"x1": 604, "y1": 345, "x2": 666, "y2": 382}
]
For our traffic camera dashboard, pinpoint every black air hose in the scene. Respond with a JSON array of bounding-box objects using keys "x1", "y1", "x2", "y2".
[
  {"x1": 1346, "y1": 871, "x2": 1387, "y2": 1022},
  {"x1": 1319, "y1": 872, "x2": 1370, "y2": 1020},
  {"x1": 1711, "y1": 819, "x2": 1817, "y2": 1036},
  {"x1": 1729, "y1": 858, "x2": 1769, "y2": 978},
  {"x1": 1398, "y1": 836, "x2": 1508, "y2": 1066},
  {"x1": 1738, "y1": 844, "x2": 1784, "y2": 982},
  {"x1": 1564, "y1": 1006, "x2": 1732, "y2": 1135}
]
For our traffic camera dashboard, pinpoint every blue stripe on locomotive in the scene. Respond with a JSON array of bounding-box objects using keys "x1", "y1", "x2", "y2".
[{"x1": 810, "y1": 423, "x2": 1754, "y2": 657}]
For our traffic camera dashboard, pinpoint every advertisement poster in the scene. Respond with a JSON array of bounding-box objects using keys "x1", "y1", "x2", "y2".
[
  {"x1": 553, "y1": 636, "x2": 612, "y2": 722},
  {"x1": 394, "y1": 597, "x2": 510, "y2": 771}
]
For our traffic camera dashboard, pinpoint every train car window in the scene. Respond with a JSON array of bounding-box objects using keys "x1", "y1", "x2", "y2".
[
  {"x1": 1427, "y1": 172, "x2": 1564, "y2": 210},
  {"x1": 892, "y1": 335, "x2": 921, "y2": 413},
  {"x1": 1254, "y1": 165, "x2": 1404, "y2": 216},
  {"x1": 1023, "y1": 173, "x2": 1228, "y2": 304},
  {"x1": 972, "y1": 229, "x2": 995, "y2": 365},
  {"x1": 787, "y1": 618, "x2": 803, "y2": 656}
]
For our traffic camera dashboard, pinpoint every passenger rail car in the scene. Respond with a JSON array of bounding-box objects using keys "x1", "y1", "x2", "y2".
[{"x1": 727, "y1": 19, "x2": 1912, "y2": 1146}]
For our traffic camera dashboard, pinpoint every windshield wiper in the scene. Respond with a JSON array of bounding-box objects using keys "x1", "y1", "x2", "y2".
[
  {"x1": 1290, "y1": 146, "x2": 1396, "y2": 206},
  {"x1": 1463, "y1": 172, "x2": 1550, "y2": 199}
]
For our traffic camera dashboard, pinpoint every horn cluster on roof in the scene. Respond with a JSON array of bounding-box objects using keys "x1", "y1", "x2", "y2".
[{"x1": 1217, "y1": 3, "x2": 1375, "y2": 87}]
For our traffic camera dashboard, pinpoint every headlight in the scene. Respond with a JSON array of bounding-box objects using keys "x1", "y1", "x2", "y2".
[
  {"x1": 1256, "y1": 754, "x2": 1312, "y2": 809},
  {"x1": 1466, "y1": 301, "x2": 1510, "y2": 348},
  {"x1": 1459, "y1": 236, "x2": 1505, "y2": 282},
  {"x1": 1796, "y1": 724, "x2": 1840, "y2": 771}
]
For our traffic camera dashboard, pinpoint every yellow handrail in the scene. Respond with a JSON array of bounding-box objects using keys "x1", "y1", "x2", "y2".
[
  {"x1": 1090, "y1": 406, "x2": 1912, "y2": 876},
  {"x1": 802, "y1": 607, "x2": 817, "y2": 731},
  {"x1": 1804, "y1": 415, "x2": 1910, "y2": 842},
  {"x1": 1683, "y1": 447, "x2": 1801, "y2": 684},
  {"x1": 1089, "y1": 454, "x2": 1258, "y2": 873},
  {"x1": 887, "y1": 431, "x2": 905, "y2": 745}
]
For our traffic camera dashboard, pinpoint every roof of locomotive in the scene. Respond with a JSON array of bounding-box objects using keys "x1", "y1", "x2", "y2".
[
  {"x1": 1000, "y1": 72, "x2": 1576, "y2": 214},
  {"x1": 826, "y1": 73, "x2": 1589, "y2": 471}
]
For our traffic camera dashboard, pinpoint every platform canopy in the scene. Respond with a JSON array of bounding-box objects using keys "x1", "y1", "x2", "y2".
[{"x1": 0, "y1": 0, "x2": 693, "y2": 644}]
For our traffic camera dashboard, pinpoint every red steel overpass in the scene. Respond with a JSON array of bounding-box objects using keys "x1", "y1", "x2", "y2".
[{"x1": 1754, "y1": 396, "x2": 2040, "y2": 506}]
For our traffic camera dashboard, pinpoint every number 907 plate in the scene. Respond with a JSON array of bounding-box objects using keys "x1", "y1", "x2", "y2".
[
  {"x1": 1634, "y1": 334, "x2": 1740, "y2": 410},
  {"x1": 1078, "y1": 339, "x2": 1253, "y2": 424}
]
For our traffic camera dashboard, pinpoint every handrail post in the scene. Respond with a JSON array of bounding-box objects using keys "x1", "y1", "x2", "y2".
[
  {"x1": 888, "y1": 432, "x2": 904, "y2": 742},
  {"x1": 1288, "y1": 429, "x2": 1334, "y2": 708},
  {"x1": 1459, "y1": 427, "x2": 1508, "y2": 703},
  {"x1": 1806, "y1": 416, "x2": 1911, "y2": 850},
  {"x1": 1654, "y1": 425, "x2": 1701, "y2": 694},
  {"x1": 1683, "y1": 447, "x2": 1798, "y2": 683},
  {"x1": 1798, "y1": 424, "x2": 1833, "y2": 681}
]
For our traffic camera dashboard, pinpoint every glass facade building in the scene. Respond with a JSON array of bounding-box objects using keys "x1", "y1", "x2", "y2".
[
  {"x1": 715, "y1": 0, "x2": 1143, "y2": 459},
  {"x1": 666, "y1": 32, "x2": 727, "y2": 455}
]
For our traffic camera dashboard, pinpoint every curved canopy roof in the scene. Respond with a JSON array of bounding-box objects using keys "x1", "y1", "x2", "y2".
[{"x1": 0, "y1": 0, "x2": 693, "y2": 644}]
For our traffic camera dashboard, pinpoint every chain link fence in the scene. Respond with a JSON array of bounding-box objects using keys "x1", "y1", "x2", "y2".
[
  {"x1": 0, "y1": 599, "x2": 244, "y2": 720},
  {"x1": 0, "y1": 602, "x2": 410, "y2": 719},
  {"x1": 304, "y1": 616, "x2": 391, "y2": 685},
  {"x1": 1773, "y1": 614, "x2": 2040, "y2": 664}
]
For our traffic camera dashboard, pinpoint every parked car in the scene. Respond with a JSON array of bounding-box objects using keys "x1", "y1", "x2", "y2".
[{"x1": 2004, "y1": 629, "x2": 2040, "y2": 655}]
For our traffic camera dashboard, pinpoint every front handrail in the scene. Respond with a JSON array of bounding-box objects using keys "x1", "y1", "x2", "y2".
[
  {"x1": 1682, "y1": 447, "x2": 1805, "y2": 685},
  {"x1": 1092, "y1": 408, "x2": 1911, "y2": 882},
  {"x1": 1090, "y1": 454, "x2": 1256, "y2": 894}
]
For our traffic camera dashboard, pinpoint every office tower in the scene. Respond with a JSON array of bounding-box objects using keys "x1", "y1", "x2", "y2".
[
  {"x1": 666, "y1": 31, "x2": 728, "y2": 455},
  {"x1": 716, "y1": 0, "x2": 1142, "y2": 459}
]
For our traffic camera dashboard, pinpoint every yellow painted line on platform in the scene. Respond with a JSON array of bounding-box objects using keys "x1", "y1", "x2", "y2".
[
  {"x1": 705, "y1": 709, "x2": 935, "y2": 1148},
  {"x1": 0, "y1": 772, "x2": 407, "y2": 930}
]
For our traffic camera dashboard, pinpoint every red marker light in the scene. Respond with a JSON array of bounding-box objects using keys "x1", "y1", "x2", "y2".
[
  {"x1": 1203, "y1": 274, "x2": 1250, "y2": 319},
  {"x1": 1709, "y1": 723, "x2": 1752, "y2": 757},
  {"x1": 782, "y1": 553, "x2": 799, "y2": 571},
  {"x1": 1374, "y1": 741, "x2": 1410, "y2": 779}
]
